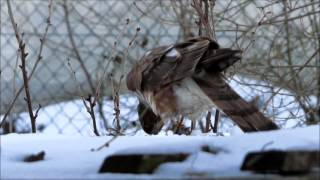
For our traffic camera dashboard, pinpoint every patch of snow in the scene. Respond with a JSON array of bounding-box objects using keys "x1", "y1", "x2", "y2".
[{"x1": 1, "y1": 125, "x2": 319, "y2": 179}]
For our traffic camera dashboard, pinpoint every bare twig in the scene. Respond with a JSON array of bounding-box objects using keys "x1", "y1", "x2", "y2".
[
  {"x1": 63, "y1": 0, "x2": 101, "y2": 135},
  {"x1": 110, "y1": 74, "x2": 122, "y2": 132},
  {"x1": 261, "y1": 141, "x2": 274, "y2": 151},
  {"x1": 85, "y1": 16, "x2": 131, "y2": 134},
  {"x1": 91, "y1": 135, "x2": 119, "y2": 151},
  {"x1": 83, "y1": 95, "x2": 100, "y2": 136},
  {"x1": 6, "y1": 0, "x2": 52, "y2": 132},
  {"x1": 110, "y1": 26, "x2": 140, "y2": 133},
  {"x1": 63, "y1": 0, "x2": 95, "y2": 94},
  {"x1": 192, "y1": 0, "x2": 214, "y2": 38},
  {"x1": 263, "y1": 48, "x2": 320, "y2": 111},
  {"x1": 66, "y1": 58, "x2": 100, "y2": 136},
  {"x1": 171, "y1": 0, "x2": 194, "y2": 39},
  {"x1": 192, "y1": 0, "x2": 218, "y2": 134},
  {"x1": 93, "y1": 17, "x2": 131, "y2": 107},
  {"x1": 1, "y1": 0, "x2": 52, "y2": 128},
  {"x1": 311, "y1": 1, "x2": 320, "y2": 124}
]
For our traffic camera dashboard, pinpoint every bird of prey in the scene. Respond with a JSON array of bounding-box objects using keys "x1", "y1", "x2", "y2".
[{"x1": 126, "y1": 37, "x2": 279, "y2": 134}]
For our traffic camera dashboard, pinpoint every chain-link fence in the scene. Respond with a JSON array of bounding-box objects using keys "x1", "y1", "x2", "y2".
[
  {"x1": 0, "y1": 0, "x2": 196, "y2": 135},
  {"x1": 1, "y1": 0, "x2": 319, "y2": 135}
]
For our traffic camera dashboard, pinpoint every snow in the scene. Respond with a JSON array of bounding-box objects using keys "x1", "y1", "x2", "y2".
[{"x1": 1, "y1": 125, "x2": 319, "y2": 179}]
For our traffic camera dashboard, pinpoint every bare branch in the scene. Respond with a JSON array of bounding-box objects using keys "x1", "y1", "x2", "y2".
[{"x1": 1, "y1": 0, "x2": 53, "y2": 129}]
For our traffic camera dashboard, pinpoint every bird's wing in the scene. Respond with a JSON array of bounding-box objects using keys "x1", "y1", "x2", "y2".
[
  {"x1": 140, "y1": 38, "x2": 212, "y2": 91},
  {"x1": 193, "y1": 72, "x2": 279, "y2": 132},
  {"x1": 126, "y1": 37, "x2": 222, "y2": 92},
  {"x1": 126, "y1": 45, "x2": 174, "y2": 91}
]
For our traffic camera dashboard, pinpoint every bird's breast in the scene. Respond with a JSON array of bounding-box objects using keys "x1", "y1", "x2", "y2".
[
  {"x1": 141, "y1": 78, "x2": 216, "y2": 120},
  {"x1": 173, "y1": 78, "x2": 216, "y2": 120}
]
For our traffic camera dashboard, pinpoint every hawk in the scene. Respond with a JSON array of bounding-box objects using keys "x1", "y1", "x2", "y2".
[{"x1": 126, "y1": 37, "x2": 279, "y2": 134}]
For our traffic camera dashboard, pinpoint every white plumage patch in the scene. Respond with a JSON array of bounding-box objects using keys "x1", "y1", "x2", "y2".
[
  {"x1": 144, "y1": 91, "x2": 158, "y2": 115},
  {"x1": 139, "y1": 91, "x2": 159, "y2": 116},
  {"x1": 166, "y1": 48, "x2": 179, "y2": 57},
  {"x1": 145, "y1": 50, "x2": 152, "y2": 56},
  {"x1": 173, "y1": 78, "x2": 216, "y2": 121}
]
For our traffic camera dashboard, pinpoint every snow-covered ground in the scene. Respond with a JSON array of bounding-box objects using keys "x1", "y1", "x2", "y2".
[{"x1": 1, "y1": 125, "x2": 319, "y2": 179}]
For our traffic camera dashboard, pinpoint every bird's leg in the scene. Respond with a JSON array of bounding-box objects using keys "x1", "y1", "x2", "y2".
[
  {"x1": 174, "y1": 115, "x2": 184, "y2": 134},
  {"x1": 191, "y1": 119, "x2": 196, "y2": 131},
  {"x1": 198, "y1": 119, "x2": 205, "y2": 132},
  {"x1": 212, "y1": 109, "x2": 220, "y2": 133},
  {"x1": 205, "y1": 111, "x2": 212, "y2": 133}
]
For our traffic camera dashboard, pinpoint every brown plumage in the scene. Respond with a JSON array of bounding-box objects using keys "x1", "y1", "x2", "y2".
[{"x1": 127, "y1": 37, "x2": 279, "y2": 134}]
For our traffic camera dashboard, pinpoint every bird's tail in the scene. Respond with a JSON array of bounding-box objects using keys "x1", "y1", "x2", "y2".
[{"x1": 193, "y1": 73, "x2": 279, "y2": 132}]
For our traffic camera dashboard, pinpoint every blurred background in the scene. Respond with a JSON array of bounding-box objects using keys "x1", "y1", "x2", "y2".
[{"x1": 1, "y1": 0, "x2": 319, "y2": 135}]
